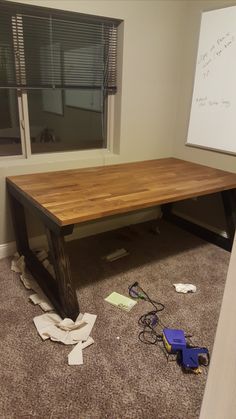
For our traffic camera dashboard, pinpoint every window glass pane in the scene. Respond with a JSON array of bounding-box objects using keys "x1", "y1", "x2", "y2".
[
  {"x1": 27, "y1": 89, "x2": 106, "y2": 154},
  {"x1": 0, "y1": 89, "x2": 22, "y2": 156}
]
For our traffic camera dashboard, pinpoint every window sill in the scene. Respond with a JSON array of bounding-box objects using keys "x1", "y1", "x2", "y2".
[{"x1": 0, "y1": 147, "x2": 120, "y2": 169}]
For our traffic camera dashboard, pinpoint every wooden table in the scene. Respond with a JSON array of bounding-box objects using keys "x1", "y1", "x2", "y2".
[{"x1": 7, "y1": 158, "x2": 236, "y2": 320}]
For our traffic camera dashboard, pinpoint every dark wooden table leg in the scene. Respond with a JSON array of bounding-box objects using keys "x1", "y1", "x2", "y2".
[
  {"x1": 161, "y1": 194, "x2": 235, "y2": 251},
  {"x1": 9, "y1": 193, "x2": 30, "y2": 255},
  {"x1": 46, "y1": 228, "x2": 79, "y2": 320},
  {"x1": 8, "y1": 188, "x2": 79, "y2": 320},
  {"x1": 221, "y1": 190, "x2": 236, "y2": 248}
]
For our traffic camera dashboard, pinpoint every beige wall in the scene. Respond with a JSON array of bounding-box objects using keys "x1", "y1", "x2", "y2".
[
  {"x1": 1, "y1": 0, "x2": 188, "y2": 245},
  {"x1": 173, "y1": 0, "x2": 236, "y2": 172}
]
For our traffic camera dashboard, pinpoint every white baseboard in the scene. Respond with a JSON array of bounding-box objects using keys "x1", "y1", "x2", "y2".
[
  {"x1": 0, "y1": 234, "x2": 48, "y2": 260},
  {"x1": 0, "y1": 208, "x2": 160, "y2": 260},
  {"x1": 0, "y1": 241, "x2": 16, "y2": 259}
]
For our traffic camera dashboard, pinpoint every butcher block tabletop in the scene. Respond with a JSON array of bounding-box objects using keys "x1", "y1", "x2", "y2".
[{"x1": 7, "y1": 158, "x2": 236, "y2": 226}]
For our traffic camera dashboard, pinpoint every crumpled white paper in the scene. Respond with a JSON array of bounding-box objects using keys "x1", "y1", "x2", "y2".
[
  {"x1": 33, "y1": 312, "x2": 97, "y2": 346},
  {"x1": 11, "y1": 252, "x2": 55, "y2": 312},
  {"x1": 11, "y1": 253, "x2": 25, "y2": 273},
  {"x1": 29, "y1": 293, "x2": 54, "y2": 312},
  {"x1": 173, "y1": 283, "x2": 197, "y2": 293},
  {"x1": 11, "y1": 250, "x2": 96, "y2": 365},
  {"x1": 68, "y1": 337, "x2": 94, "y2": 365}
]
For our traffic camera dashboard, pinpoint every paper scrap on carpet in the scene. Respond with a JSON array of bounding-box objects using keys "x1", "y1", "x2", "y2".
[
  {"x1": 103, "y1": 248, "x2": 129, "y2": 262},
  {"x1": 68, "y1": 337, "x2": 94, "y2": 365},
  {"x1": 173, "y1": 283, "x2": 196, "y2": 293},
  {"x1": 33, "y1": 312, "x2": 97, "y2": 345},
  {"x1": 12, "y1": 252, "x2": 55, "y2": 312},
  {"x1": 11, "y1": 250, "x2": 97, "y2": 365},
  {"x1": 34, "y1": 312, "x2": 97, "y2": 364}
]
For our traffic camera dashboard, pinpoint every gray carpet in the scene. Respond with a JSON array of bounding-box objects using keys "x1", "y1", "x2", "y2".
[{"x1": 0, "y1": 220, "x2": 230, "y2": 419}]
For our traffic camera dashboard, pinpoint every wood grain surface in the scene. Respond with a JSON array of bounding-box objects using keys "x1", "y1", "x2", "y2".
[{"x1": 7, "y1": 158, "x2": 236, "y2": 226}]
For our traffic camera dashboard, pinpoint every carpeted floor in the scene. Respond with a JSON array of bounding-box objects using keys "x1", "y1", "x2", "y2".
[{"x1": 0, "y1": 220, "x2": 230, "y2": 419}]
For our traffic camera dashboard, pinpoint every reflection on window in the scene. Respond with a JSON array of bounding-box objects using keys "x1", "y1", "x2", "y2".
[
  {"x1": 0, "y1": 89, "x2": 21, "y2": 156},
  {"x1": 27, "y1": 89, "x2": 106, "y2": 154}
]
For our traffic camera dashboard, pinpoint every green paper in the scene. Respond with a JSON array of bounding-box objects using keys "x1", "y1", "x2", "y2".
[{"x1": 105, "y1": 292, "x2": 137, "y2": 312}]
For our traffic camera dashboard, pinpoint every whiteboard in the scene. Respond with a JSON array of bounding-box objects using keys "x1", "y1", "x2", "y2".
[{"x1": 187, "y1": 6, "x2": 236, "y2": 154}]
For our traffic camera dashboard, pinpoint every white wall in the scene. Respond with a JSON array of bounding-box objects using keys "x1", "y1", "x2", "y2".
[
  {"x1": 173, "y1": 0, "x2": 236, "y2": 172},
  {"x1": 1, "y1": 0, "x2": 189, "y2": 246}
]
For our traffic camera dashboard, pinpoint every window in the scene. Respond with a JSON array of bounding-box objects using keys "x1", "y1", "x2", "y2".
[
  {"x1": 0, "y1": 0, "x2": 120, "y2": 157},
  {"x1": 0, "y1": 89, "x2": 21, "y2": 156}
]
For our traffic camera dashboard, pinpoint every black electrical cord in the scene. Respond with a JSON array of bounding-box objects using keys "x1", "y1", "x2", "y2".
[
  {"x1": 128, "y1": 282, "x2": 210, "y2": 372},
  {"x1": 128, "y1": 282, "x2": 166, "y2": 345}
]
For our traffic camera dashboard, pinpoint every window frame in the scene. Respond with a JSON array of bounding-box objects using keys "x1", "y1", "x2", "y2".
[
  {"x1": 0, "y1": 0, "x2": 120, "y2": 163},
  {"x1": 0, "y1": 89, "x2": 116, "y2": 164}
]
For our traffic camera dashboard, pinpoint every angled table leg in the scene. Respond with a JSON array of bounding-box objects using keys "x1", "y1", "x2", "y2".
[
  {"x1": 8, "y1": 185, "x2": 79, "y2": 320},
  {"x1": 46, "y1": 227, "x2": 79, "y2": 321},
  {"x1": 221, "y1": 190, "x2": 236, "y2": 248},
  {"x1": 9, "y1": 193, "x2": 30, "y2": 255},
  {"x1": 161, "y1": 189, "x2": 236, "y2": 252}
]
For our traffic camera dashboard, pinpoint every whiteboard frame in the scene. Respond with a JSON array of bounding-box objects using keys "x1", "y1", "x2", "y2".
[{"x1": 185, "y1": 5, "x2": 236, "y2": 156}]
